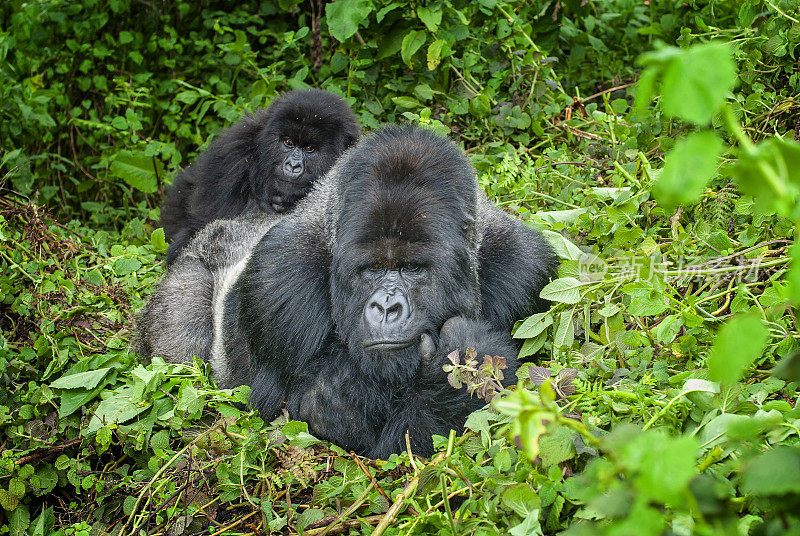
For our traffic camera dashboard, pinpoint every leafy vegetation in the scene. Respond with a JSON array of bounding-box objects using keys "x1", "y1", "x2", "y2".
[{"x1": 2, "y1": 0, "x2": 800, "y2": 534}]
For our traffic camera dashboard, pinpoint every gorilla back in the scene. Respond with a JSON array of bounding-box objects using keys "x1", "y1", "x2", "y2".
[
  {"x1": 218, "y1": 125, "x2": 557, "y2": 458},
  {"x1": 160, "y1": 88, "x2": 359, "y2": 264}
]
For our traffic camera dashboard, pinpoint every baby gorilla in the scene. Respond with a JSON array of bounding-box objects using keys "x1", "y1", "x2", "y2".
[
  {"x1": 138, "y1": 126, "x2": 556, "y2": 458},
  {"x1": 160, "y1": 88, "x2": 358, "y2": 264}
]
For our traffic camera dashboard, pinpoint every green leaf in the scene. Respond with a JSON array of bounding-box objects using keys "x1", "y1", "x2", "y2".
[
  {"x1": 741, "y1": 446, "x2": 800, "y2": 496},
  {"x1": 654, "y1": 131, "x2": 723, "y2": 209},
  {"x1": 708, "y1": 314, "x2": 769, "y2": 383},
  {"x1": 50, "y1": 368, "x2": 111, "y2": 390},
  {"x1": 539, "y1": 277, "x2": 583, "y2": 304},
  {"x1": 110, "y1": 150, "x2": 162, "y2": 194},
  {"x1": 113, "y1": 257, "x2": 142, "y2": 276},
  {"x1": 88, "y1": 387, "x2": 149, "y2": 433},
  {"x1": 401, "y1": 30, "x2": 426, "y2": 66},
  {"x1": 392, "y1": 96, "x2": 421, "y2": 109},
  {"x1": 514, "y1": 312, "x2": 553, "y2": 339},
  {"x1": 150, "y1": 227, "x2": 168, "y2": 252},
  {"x1": 427, "y1": 39, "x2": 446, "y2": 70},
  {"x1": 621, "y1": 431, "x2": 698, "y2": 503},
  {"x1": 111, "y1": 116, "x2": 128, "y2": 129},
  {"x1": 417, "y1": 6, "x2": 442, "y2": 32},
  {"x1": 661, "y1": 42, "x2": 737, "y2": 125},
  {"x1": 538, "y1": 424, "x2": 577, "y2": 467},
  {"x1": 501, "y1": 483, "x2": 541, "y2": 517},
  {"x1": 325, "y1": 0, "x2": 373, "y2": 42}
]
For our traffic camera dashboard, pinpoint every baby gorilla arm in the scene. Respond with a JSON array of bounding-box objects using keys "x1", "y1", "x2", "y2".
[{"x1": 368, "y1": 317, "x2": 518, "y2": 459}]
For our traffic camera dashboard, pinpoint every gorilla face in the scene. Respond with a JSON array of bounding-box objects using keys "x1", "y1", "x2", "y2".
[
  {"x1": 260, "y1": 90, "x2": 359, "y2": 212},
  {"x1": 329, "y1": 134, "x2": 483, "y2": 381}
]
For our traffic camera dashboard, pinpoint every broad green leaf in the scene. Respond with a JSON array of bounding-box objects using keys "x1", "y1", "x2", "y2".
[
  {"x1": 518, "y1": 331, "x2": 547, "y2": 359},
  {"x1": 88, "y1": 387, "x2": 148, "y2": 432},
  {"x1": 620, "y1": 431, "x2": 698, "y2": 503},
  {"x1": 531, "y1": 208, "x2": 588, "y2": 225},
  {"x1": 661, "y1": 42, "x2": 737, "y2": 125},
  {"x1": 708, "y1": 314, "x2": 769, "y2": 383},
  {"x1": 741, "y1": 446, "x2": 800, "y2": 496},
  {"x1": 514, "y1": 312, "x2": 553, "y2": 339},
  {"x1": 50, "y1": 368, "x2": 111, "y2": 390},
  {"x1": 417, "y1": 6, "x2": 442, "y2": 32},
  {"x1": 654, "y1": 131, "x2": 723, "y2": 209},
  {"x1": 150, "y1": 227, "x2": 168, "y2": 252},
  {"x1": 110, "y1": 150, "x2": 162, "y2": 194},
  {"x1": 553, "y1": 310, "x2": 575, "y2": 348},
  {"x1": 392, "y1": 96, "x2": 421, "y2": 109},
  {"x1": 541, "y1": 230, "x2": 582, "y2": 261},
  {"x1": 325, "y1": 0, "x2": 373, "y2": 42},
  {"x1": 501, "y1": 483, "x2": 541, "y2": 517},
  {"x1": 427, "y1": 39, "x2": 447, "y2": 70},
  {"x1": 113, "y1": 257, "x2": 142, "y2": 276},
  {"x1": 538, "y1": 424, "x2": 577, "y2": 467},
  {"x1": 176, "y1": 90, "x2": 200, "y2": 105},
  {"x1": 401, "y1": 30, "x2": 426, "y2": 66},
  {"x1": 539, "y1": 277, "x2": 583, "y2": 304}
]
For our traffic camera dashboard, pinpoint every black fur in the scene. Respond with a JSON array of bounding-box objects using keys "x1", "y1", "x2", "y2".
[
  {"x1": 226, "y1": 126, "x2": 557, "y2": 457},
  {"x1": 160, "y1": 89, "x2": 358, "y2": 264}
]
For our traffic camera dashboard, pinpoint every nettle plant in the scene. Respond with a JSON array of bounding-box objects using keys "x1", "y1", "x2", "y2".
[{"x1": 497, "y1": 41, "x2": 800, "y2": 534}]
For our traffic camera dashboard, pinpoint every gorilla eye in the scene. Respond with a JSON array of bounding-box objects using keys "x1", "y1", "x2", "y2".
[
  {"x1": 283, "y1": 137, "x2": 295, "y2": 148},
  {"x1": 401, "y1": 264, "x2": 424, "y2": 274},
  {"x1": 304, "y1": 145, "x2": 314, "y2": 153}
]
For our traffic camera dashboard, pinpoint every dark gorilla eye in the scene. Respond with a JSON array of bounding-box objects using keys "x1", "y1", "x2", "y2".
[
  {"x1": 401, "y1": 264, "x2": 424, "y2": 274},
  {"x1": 283, "y1": 137, "x2": 295, "y2": 148},
  {"x1": 304, "y1": 145, "x2": 315, "y2": 153}
]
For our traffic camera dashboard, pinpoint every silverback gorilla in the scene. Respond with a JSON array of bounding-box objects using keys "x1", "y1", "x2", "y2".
[
  {"x1": 138, "y1": 126, "x2": 556, "y2": 458},
  {"x1": 160, "y1": 89, "x2": 359, "y2": 264}
]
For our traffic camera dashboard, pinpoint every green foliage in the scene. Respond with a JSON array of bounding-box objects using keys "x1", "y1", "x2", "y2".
[{"x1": 2, "y1": 0, "x2": 800, "y2": 534}]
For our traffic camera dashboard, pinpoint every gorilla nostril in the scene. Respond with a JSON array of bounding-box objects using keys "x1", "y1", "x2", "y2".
[{"x1": 386, "y1": 303, "x2": 402, "y2": 322}]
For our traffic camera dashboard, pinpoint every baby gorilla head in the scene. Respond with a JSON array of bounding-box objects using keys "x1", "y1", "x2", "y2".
[
  {"x1": 260, "y1": 89, "x2": 359, "y2": 212},
  {"x1": 329, "y1": 128, "x2": 483, "y2": 380}
]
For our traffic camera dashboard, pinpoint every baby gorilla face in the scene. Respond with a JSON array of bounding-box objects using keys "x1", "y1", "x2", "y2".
[{"x1": 268, "y1": 132, "x2": 327, "y2": 212}]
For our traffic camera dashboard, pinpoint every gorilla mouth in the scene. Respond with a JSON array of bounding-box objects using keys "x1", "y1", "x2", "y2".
[{"x1": 362, "y1": 340, "x2": 415, "y2": 350}]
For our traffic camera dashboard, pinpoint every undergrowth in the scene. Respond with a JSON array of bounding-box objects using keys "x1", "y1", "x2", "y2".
[{"x1": 2, "y1": 0, "x2": 800, "y2": 534}]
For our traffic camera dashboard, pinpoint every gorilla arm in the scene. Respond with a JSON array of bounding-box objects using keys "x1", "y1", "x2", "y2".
[
  {"x1": 476, "y1": 198, "x2": 558, "y2": 332},
  {"x1": 368, "y1": 317, "x2": 519, "y2": 459},
  {"x1": 237, "y1": 213, "x2": 335, "y2": 417}
]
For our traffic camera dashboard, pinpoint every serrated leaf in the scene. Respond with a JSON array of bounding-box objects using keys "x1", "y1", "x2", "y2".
[
  {"x1": 113, "y1": 257, "x2": 142, "y2": 276},
  {"x1": 529, "y1": 366, "x2": 552, "y2": 385},
  {"x1": 325, "y1": 0, "x2": 373, "y2": 42},
  {"x1": 655, "y1": 131, "x2": 723, "y2": 210},
  {"x1": 501, "y1": 483, "x2": 541, "y2": 516},
  {"x1": 539, "y1": 424, "x2": 577, "y2": 467},
  {"x1": 708, "y1": 314, "x2": 769, "y2": 383}
]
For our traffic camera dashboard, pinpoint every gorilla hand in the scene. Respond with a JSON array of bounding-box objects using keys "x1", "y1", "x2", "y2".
[
  {"x1": 420, "y1": 332, "x2": 435, "y2": 367},
  {"x1": 270, "y1": 195, "x2": 286, "y2": 213}
]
